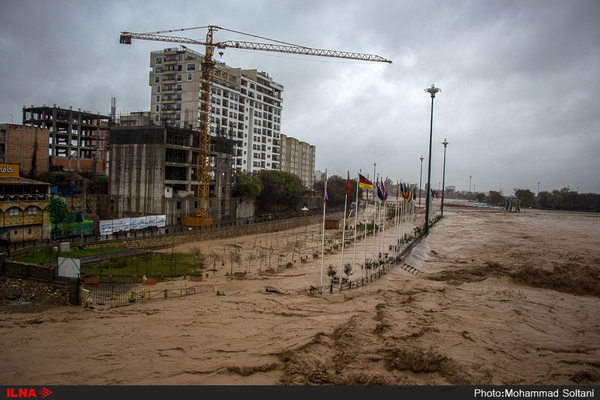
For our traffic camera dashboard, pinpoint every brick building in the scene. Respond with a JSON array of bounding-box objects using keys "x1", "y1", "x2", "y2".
[{"x1": 0, "y1": 124, "x2": 49, "y2": 178}]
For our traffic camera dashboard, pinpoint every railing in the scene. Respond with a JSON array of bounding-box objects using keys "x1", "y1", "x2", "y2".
[
  {"x1": 0, "y1": 194, "x2": 51, "y2": 202},
  {"x1": 308, "y1": 224, "x2": 432, "y2": 295},
  {"x1": 80, "y1": 281, "x2": 214, "y2": 306}
]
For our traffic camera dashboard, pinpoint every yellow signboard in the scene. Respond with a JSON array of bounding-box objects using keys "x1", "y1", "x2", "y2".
[{"x1": 0, "y1": 163, "x2": 19, "y2": 177}]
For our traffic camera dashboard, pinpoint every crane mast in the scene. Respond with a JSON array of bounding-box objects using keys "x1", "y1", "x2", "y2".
[{"x1": 120, "y1": 26, "x2": 391, "y2": 227}]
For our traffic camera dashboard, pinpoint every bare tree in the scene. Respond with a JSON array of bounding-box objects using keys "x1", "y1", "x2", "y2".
[
  {"x1": 207, "y1": 250, "x2": 220, "y2": 276},
  {"x1": 246, "y1": 252, "x2": 256, "y2": 273},
  {"x1": 228, "y1": 248, "x2": 241, "y2": 275}
]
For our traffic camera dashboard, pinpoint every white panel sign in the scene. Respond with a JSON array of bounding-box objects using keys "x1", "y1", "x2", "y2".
[
  {"x1": 113, "y1": 218, "x2": 131, "y2": 232},
  {"x1": 99, "y1": 220, "x2": 113, "y2": 235},
  {"x1": 57, "y1": 257, "x2": 80, "y2": 279},
  {"x1": 131, "y1": 216, "x2": 147, "y2": 230}
]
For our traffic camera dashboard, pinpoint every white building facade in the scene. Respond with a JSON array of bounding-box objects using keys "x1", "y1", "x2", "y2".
[{"x1": 149, "y1": 47, "x2": 283, "y2": 174}]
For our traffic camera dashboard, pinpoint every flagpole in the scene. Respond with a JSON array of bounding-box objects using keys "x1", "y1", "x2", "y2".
[
  {"x1": 340, "y1": 171, "x2": 349, "y2": 290},
  {"x1": 372, "y1": 163, "x2": 377, "y2": 264},
  {"x1": 340, "y1": 195, "x2": 347, "y2": 290},
  {"x1": 320, "y1": 169, "x2": 327, "y2": 293},
  {"x1": 395, "y1": 181, "x2": 399, "y2": 256},
  {"x1": 353, "y1": 171, "x2": 359, "y2": 272},
  {"x1": 376, "y1": 176, "x2": 383, "y2": 262},
  {"x1": 363, "y1": 206, "x2": 367, "y2": 280},
  {"x1": 372, "y1": 175, "x2": 378, "y2": 262},
  {"x1": 382, "y1": 178, "x2": 387, "y2": 260},
  {"x1": 363, "y1": 173, "x2": 371, "y2": 280}
]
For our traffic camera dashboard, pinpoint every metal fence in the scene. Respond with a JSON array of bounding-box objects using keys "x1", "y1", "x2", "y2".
[
  {"x1": 310, "y1": 230, "x2": 428, "y2": 295},
  {"x1": 80, "y1": 280, "x2": 214, "y2": 306}
]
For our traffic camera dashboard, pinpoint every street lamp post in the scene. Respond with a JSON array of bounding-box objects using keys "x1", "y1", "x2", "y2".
[
  {"x1": 419, "y1": 155, "x2": 424, "y2": 207},
  {"x1": 424, "y1": 84, "x2": 441, "y2": 235},
  {"x1": 441, "y1": 138, "x2": 448, "y2": 217}
]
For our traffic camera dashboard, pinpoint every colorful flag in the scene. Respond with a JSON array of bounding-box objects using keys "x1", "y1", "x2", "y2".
[
  {"x1": 323, "y1": 173, "x2": 328, "y2": 204},
  {"x1": 376, "y1": 179, "x2": 385, "y2": 203},
  {"x1": 358, "y1": 174, "x2": 373, "y2": 190},
  {"x1": 381, "y1": 180, "x2": 387, "y2": 201}
]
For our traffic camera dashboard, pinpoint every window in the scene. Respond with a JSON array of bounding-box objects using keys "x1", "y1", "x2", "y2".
[
  {"x1": 176, "y1": 74, "x2": 182, "y2": 81},
  {"x1": 155, "y1": 76, "x2": 160, "y2": 83},
  {"x1": 9, "y1": 208, "x2": 18, "y2": 216},
  {"x1": 187, "y1": 63, "x2": 195, "y2": 71},
  {"x1": 156, "y1": 95, "x2": 160, "y2": 102},
  {"x1": 156, "y1": 86, "x2": 161, "y2": 93},
  {"x1": 187, "y1": 73, "x2": 192, "y2": 80},
  {"x1": 27, "y1": 207, "x2": 37, "y2": 215},
  {"x1": 155, "y1": 57, "x2": 162, "y2": 64}
]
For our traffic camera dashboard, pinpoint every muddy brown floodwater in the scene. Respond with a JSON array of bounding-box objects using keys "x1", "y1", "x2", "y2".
[{"x1": 1, "y1": 207, "x2": 599, "y2": 386}]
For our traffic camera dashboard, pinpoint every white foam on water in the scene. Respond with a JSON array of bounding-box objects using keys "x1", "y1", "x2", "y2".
[{"x1": 402, "y1": 236, "x2": 430, "y2": 270}]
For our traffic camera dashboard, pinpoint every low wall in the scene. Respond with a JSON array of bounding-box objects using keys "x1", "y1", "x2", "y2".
[
  {"x1": 73, "y1": 212, "x2": 343, "y2": 251},
  {"x1": 5, "y1": 212, "x2": 344, "y2": 258},
  {"x1": 0, "y1": 259, "x2": 79, "y2": 305}
]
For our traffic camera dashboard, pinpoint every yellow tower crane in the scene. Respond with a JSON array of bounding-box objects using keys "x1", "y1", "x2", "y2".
[{"x1": 120, "y1": 25, "x2": 391, "y2": 228}]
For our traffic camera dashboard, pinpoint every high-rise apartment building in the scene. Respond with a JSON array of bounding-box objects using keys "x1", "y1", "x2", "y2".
[
  {"x1": 280, "y1": 134, "x2": 316, "y2": 189},
  {"x1": 149, "y1": 47, "x2": 284, "y2": 174}
]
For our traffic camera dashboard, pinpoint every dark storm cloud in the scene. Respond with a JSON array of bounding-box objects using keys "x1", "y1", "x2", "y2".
[{"x1": 0, "y1": 0, "x2": 598, "y2": 193}]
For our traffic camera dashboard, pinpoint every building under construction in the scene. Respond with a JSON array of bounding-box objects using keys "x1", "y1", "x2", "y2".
[
  {"x1": 22, "y1": 105, "x2": 110, "y2": 175},
  {"x1": 108, "y1": 125, "x2": 236, "y2": 226}
]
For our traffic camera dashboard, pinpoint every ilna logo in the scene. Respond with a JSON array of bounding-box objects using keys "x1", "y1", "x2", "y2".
[{"x1": 6, "y1": 388, "x2": 52, "y2": 398}]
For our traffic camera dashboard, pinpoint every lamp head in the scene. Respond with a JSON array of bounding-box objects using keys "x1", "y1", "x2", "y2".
[{"x1": 425, "y1": 84, "x2": 441, "y2": 98}]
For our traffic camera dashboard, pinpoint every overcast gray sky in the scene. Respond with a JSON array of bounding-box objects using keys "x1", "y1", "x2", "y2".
[{"x1": 1, "y1": 0, "x2": 599, "y2": 194}]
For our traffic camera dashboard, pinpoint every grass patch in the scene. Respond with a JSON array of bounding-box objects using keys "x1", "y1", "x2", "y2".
[
  {"x1": 15, "y1": 246, "x2": 205, "y2": 281},
  {"x1": 15, "y1": 246, "x2": 129, "y2": 265},
  {"x1": 83, "y1": 253, "x2": 202, "y2": 279}
]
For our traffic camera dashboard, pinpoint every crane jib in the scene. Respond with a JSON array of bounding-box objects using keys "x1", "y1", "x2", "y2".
[{"x1": 119, "y1": 27, "x2": 391, "y2": 222}]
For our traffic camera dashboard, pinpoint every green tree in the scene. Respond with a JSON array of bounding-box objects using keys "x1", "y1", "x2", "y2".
[
  {"x1": 486, "y1": 190, "x2": 505, "y2": 205},
  {"x1": 89, "y1": 176, "x2": 109, "y2": 194},
  {"x1": 232, "y1": 172, "x2": 263, "y2": 200},
  {"x1": 37, "y1": 171, "x2": 68, "y2": 189},
  {"x1": 344, "y1": 263, "x2": 353, "y2": 278},
  {"x1": 46, "y1": 196, "x2": 68, "y2": 236},
  {"x1": 327, "y1": 265, "x2": 337, "y2": 281},
  {"x1": 313, "y1": 175, "x2": 357, "y2": 208},
  {"x1": 256, "y1": 170, "x2": 302, "y2": 212},
  {"x1": 514, "y1": 188, "x2": 536, "y2": 207},
  {"x1": 537, "y1": 191, "x2": 550, "y2": 209}
]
